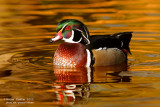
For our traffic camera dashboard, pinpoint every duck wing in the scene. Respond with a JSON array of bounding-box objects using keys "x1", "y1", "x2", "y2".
[{"x1": 89, "y1": 32, "x2": 132, "y2": 54}]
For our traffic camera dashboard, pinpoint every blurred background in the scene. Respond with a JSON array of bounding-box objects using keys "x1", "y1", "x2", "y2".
[{"x1": 0, "y1": 0, "x2": 160, "y2": 107}]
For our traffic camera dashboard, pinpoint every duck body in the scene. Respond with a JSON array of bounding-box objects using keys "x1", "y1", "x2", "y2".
[
  {"x1": 50, "y1": 19, "x2": 132, "y2": 67},
  {"x1": 89, "y1": 32, "x2": 132, "y2": 66}
]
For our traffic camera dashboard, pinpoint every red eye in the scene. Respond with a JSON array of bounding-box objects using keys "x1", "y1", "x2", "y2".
[{"x1": 65, "y1": 26, "x2": 71, "y2": 30}]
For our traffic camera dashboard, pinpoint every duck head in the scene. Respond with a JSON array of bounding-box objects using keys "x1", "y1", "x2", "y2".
[{"x1": 50, "y1": 19, "x2": 90, "y2": 45}]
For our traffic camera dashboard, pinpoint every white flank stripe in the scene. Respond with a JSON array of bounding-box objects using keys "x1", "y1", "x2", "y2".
[{"x1": 95, "y1": 47, "x2": 103, "y2": 51}]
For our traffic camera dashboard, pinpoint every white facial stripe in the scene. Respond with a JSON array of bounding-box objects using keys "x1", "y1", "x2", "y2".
[
  {"x1": 75, "y1": 28, "x2": 82, "y2": 32},
  {"x1": 62, "y1": 22, "x2": 69, "y2": 30},
  {"x1": 83, "y1": 27, "x2": 90, "y2": 44},
  {"x1": 82, "y1": 33, "x2": 90, "y2": 44},
  {"x1": 61, "y1": 25, "x2": 90, "y2": 44},
  {"x1": 75, "y1": 28, "x2": 90, "y2": 44},
  {"x1": 77, "y1": 37, "x2": 82, "y2": 42},
  {"x1": 63, "y1": 30, "x2": 82, "y2": 43},
  {"x1": 84, "y1": 26, "x2": 89, "y2": 38},
  {"x1": 62, "y1": 30, "x2": 74, "y2": 42}
]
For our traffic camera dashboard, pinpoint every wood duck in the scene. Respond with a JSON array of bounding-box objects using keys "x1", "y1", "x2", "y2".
[{"x1": 50, "y1": 19, "x2": 132, "y2": 67}]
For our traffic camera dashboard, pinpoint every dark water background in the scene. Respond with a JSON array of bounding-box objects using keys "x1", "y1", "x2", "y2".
[{"x1": 0, "y1": 0, "x2": 160, "y2": 107}]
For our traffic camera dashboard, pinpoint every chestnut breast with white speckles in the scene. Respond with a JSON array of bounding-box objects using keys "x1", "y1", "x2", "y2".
[{"x1": 53, "y1": 42, "x2": 87, "y2": 67}]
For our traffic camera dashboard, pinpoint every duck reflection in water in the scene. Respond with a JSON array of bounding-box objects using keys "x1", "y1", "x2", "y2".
[
  {"x1": 53, "y1": 66, "x2": 91, "y2": 105},
  {"x1": 53, "y1": 62, "x2": 131, "y2": 105}
]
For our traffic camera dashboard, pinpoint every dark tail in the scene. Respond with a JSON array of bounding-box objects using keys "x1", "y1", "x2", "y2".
[{"x1": 113, "y1": 32, "x2": 132, "y2": 54}]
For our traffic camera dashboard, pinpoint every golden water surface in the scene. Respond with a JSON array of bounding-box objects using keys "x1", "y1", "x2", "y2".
[{"x1": 0, "y1": 0, "x2": 160, "y2": 107}]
